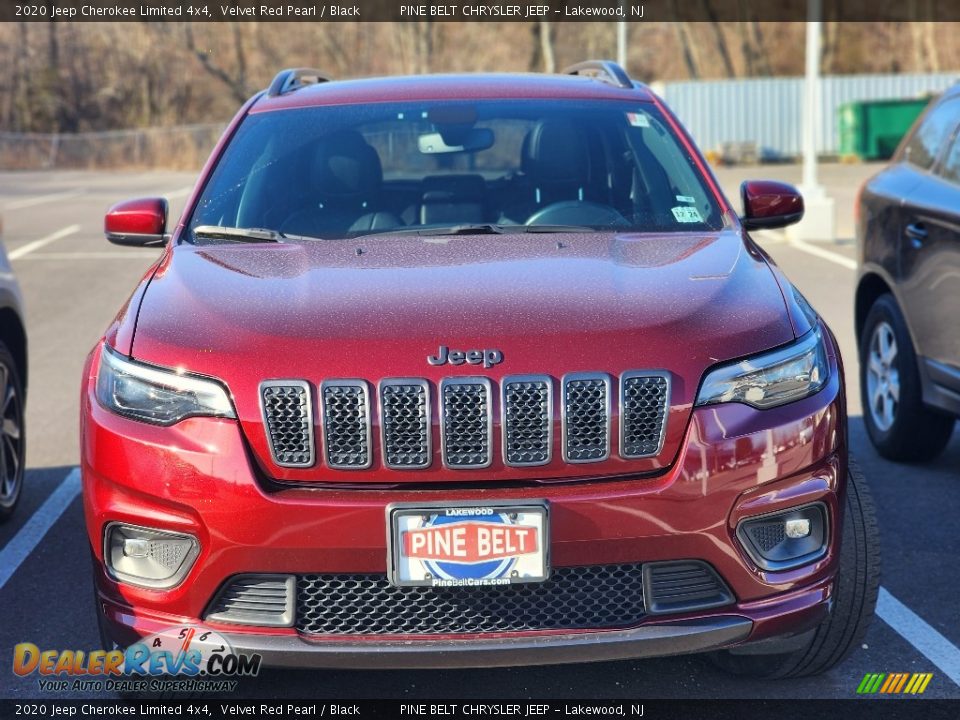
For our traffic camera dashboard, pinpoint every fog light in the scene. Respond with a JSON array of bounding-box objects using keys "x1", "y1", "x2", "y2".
[
  {"x1": 736, "y1": 503, "x2": 828, "y2": 571},
  {"x1": 784, "y1": 518, "x2": 811, "y2": 539},
  {"x1": 122, "y1": 538, "x2": 151, "y2": 558},
  {"x1": 104, "y1": 523, "x2": 200, "y2": 589}
]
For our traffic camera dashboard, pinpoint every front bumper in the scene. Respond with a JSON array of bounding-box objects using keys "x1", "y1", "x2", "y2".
[{"x1": 82, "y1": 339, "x2": 845, "y2": 667}]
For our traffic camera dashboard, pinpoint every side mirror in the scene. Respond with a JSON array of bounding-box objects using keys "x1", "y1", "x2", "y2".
[
  {"x1": 740, "y1": 181, "x2": 804, "y2": 230},
  {"x1": 104, "y1": 198, "x2": 169, "y2": 246}
]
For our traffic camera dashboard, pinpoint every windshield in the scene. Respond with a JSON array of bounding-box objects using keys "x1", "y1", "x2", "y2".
[{"x1": 187, "y1": 99, "x2": 726, "y2": 242}]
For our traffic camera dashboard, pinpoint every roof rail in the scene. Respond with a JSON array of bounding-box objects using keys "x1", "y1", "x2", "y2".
[
  {"x1": 563, "y1": 61, "x2": 633, "y2": 90},
  {"x1": 266, "y1": 68, "x2": 331, "y2": 98}
]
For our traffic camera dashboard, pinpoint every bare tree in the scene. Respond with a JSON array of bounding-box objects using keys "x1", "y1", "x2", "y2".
[
  {"x1": 539, "y1": 22, "x2": 556, "y2": 73},
  {"x1": 2, "y1": 20, "x2": 950, "y2": 137},
  {"x1": 702, "y1": 1, "x2": 736, "y2": 77},
  {"x1": 821, "y1": 21, "x2": 838, "y2": 74},
  {"x1": 737, "y1": 0, "x2": 770, "y2": 77},
  {"x1": 674, "y1": 23, "x2": 702, "y2": 79},
  {"x1": 923, "y1": 20, "x2": 940, "y2": 73},
  {"x1": 184, "y1": 23, "x2": 251, "y2": 104}
]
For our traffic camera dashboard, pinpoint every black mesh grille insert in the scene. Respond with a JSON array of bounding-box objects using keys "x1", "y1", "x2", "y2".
[
  {"x1": 563, "y1": 376, "x2": 610, "y2": 462},
  {"x1": 643, "y1": 561, "x2": 734, "y2": 615},
  {"x1": 441, "y1": 380, "x2": 491, "y2": 468},
  {"x1": 745, "y1": 522, "x2": 787, "y2": 553},
  {"x1": 381, "y1": 381, "x2": 430, "y2": 468},
  {"x1": 261, "y1": 382, "x2": 314, "y2": 467},
  {"x1": 297, "y1": 564, "x2": 646, "y2": 635},
  {"x1": 621, "y1": 374, "x2": 669, "y2": 458},
  {"x1": 503, "y1": 378, "x2": 551, "y2": 466},
  {"x1": 321, "y1": 382, "x2": 371, "y2": 469}
]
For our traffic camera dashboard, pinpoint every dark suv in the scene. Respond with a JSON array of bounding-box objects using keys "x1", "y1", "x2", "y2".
[{"x1": 857, "y1": 87, "x2": 960, "y2": 462}]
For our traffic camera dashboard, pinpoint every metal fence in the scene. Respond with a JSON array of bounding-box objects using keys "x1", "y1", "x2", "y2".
[
  {"x1": 0, "y1": 123, "x2": 226, "y2": 171},
  {"x1": 651, "y1": 72, "x2": 960, "y2": 159}
]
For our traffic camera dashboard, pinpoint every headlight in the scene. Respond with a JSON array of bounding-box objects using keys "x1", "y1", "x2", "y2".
[
  {"x1": 695, "y1": 327, "x2": 829, "y2": 409},
  {"x1": 96, "y1": 345, "x2": 235, "y2": 425}
]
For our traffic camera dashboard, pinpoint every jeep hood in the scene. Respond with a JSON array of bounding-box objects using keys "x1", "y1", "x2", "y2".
[{"x1": 129, "y1": 230, "x2": 798, "y2": 485}]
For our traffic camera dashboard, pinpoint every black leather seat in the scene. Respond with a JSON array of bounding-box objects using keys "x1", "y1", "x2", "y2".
[
  {"x1": 420, "y1": 174, "x2": 486, "y2": 225},
  {"x1": 499, "y1": 120, "x2": 593, "y2": 223},
  {"x1": 282, "y1": 131, "x2": 401, "y2": 237}
]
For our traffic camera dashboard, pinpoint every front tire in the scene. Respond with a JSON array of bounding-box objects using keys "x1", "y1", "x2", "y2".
[
  {"x1": 860, "y1": 294, "x2": 954, "y2": 462},
  {"x1": 711, "y1": 459, "x2": 880, "y2": 678},
  {"x1": 0, "y1": 341, "x2": 25, "y2": 521}
]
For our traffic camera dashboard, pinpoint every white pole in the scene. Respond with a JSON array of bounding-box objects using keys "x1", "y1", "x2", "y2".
[
  {"x1": 617, "y1": 20, "x2": 627, "y2": 68},
  {"x1": 789, "y1": 0, "x2": 835, "y2": 241},
  {"x1": 802, "y1": 0, "x2": 821, "y2": 192}
]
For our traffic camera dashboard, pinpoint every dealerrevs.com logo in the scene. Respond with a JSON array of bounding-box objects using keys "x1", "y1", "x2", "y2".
[{"x1": 13, "y1": 625, "x2": 261, "y2": 693}]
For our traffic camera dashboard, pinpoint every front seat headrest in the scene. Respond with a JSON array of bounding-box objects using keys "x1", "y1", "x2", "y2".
[
  {"x1": 521, "y1": 120, "x2": 590, "y2": 184},
  {"x1": 311, "y1": 131, "x2": 383, "y2": 198}
]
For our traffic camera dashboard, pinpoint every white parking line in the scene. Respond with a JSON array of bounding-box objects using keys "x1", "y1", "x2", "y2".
[
  {"x1": 0, "y1": 190, "x2": 83, "y2": 212},
  {"x1": 877, "y1": 587, "x2": 960, "y2": 687},
  {"x1": 755, "y1": 229, "x2": 857, "y2": 271},
  {"x1": 0, "y1": 468, "x2": 81, "y2": 591},
  {"x1": 7, "y1": 225, "x2": 82, "y2": 261}
]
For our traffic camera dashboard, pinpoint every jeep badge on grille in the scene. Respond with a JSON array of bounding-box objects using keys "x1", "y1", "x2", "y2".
[{"x1": 428, "y1": 345, "x2": 503, "y2": 369}]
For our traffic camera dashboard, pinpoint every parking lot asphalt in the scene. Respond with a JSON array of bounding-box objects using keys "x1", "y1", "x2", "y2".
[{"x1": 0, "y1": 164, "x2": 957, "y2": 701}]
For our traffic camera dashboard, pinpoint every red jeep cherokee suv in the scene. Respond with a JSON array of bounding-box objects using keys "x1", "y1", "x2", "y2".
[{"x1": 83, "y1": 62, "x2": 879, "y2": 678}]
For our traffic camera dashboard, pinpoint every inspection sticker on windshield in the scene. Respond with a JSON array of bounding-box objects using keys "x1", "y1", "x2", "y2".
[
  {"x1": 676, "y1": 194, "x2": 696, "y2": 204},
  {"x1": 672, "y1": 206, "x2": 703, "y2": 223},
  {"x1": 627, "y1": 112, "x2": 650, "y2": 127}
]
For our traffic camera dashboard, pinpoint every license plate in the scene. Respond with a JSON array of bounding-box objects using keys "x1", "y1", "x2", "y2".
[{"x1": 387, "y1": 503, "x2": 549, "y2": 588}]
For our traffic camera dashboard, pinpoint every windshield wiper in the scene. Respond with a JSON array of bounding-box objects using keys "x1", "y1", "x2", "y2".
[
  {"x1": 192, "y1": 225, "x2": 284, "y2": 243},
  {"x1": 353, "y1": 223, "x2": 598, "y2": 240},
  {"x1": 192, "y1": 225, "x2": 328, "y2": 244},
  {"x1": 516, "y1": 224, "x2": 598, "y2": 233}
]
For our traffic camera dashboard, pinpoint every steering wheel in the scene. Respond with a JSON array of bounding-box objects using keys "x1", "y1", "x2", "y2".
[{"x1": 525, "y1": 201, "x2": 630, "y2": 228}]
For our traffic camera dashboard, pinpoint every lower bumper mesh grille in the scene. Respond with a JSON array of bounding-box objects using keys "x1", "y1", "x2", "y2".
[{"x1": 296, "y1": 564, "x2": 646, "y2": 635}]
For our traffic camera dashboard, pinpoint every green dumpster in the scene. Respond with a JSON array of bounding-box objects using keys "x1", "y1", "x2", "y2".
[{"x1": 838, "y1": 97, "x2": 932, "y2": 161}]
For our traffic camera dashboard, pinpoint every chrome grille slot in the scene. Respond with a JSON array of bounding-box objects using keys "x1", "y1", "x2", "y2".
[
  {"x1": 441, "y1": 378, "x2": 492, "y2": 468},
  {"x1": 380, "y1": 379, "x2": 431, "y2": 469},
  {"x1": 321, "y1": 380, "x2": 372, "y2": 469},
  {"x1": 620, "y1": 372, "x2": 670, "y2": 458},
  {"x1": 562, "y1": 374, "x2": 611, "y2": 463},
  {"x1": 503, "y1": 376, "x2": 552, "y2": 466},
  {"x1": 260, "y1": 381, "x2": 314, "y2": 467}
]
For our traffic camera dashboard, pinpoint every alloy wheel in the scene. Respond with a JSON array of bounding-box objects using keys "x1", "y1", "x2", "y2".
[
  {"x1": 866, "y1": 320, "x2": 900, "y2": 432},
  {"x1": 0, "y1": 362, "x2": 23, "y2": 508}
]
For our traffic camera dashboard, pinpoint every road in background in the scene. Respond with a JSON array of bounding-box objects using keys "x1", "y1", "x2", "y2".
[{"x1": 0, "y1": 165, "x2": 957, "y2": 700}]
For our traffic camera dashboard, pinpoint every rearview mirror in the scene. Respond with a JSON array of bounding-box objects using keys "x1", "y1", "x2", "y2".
[
  {"x1": 418, "y1": 128, "x2": 494, "y2": 155},
  {"x1": 104, "y1": 197, "x2": 169, "y2": 246},
  {"x1": 740, "y1": 181, "x2": 804, "y2": 231}
]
